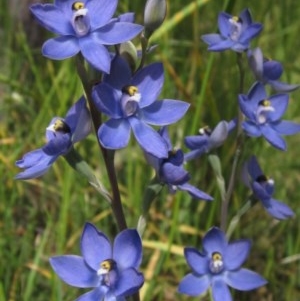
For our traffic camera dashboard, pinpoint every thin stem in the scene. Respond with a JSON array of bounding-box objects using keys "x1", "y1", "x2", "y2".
[
  {"x1": 220, "y1": 52, "x2": 245, "y2": 232},
  {"x1": 75, "y1": 55, "x2": 127, "y2": 231}
]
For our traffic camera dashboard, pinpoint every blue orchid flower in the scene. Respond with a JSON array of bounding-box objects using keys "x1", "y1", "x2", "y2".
[
  {"x1": 202, "y1": 8, "x2": 263, "y2": 52},
  {"x1": 145, "y1": 127, "x2": 213, "y2": 200},
  {"x1": 184, "y1": 119, "x2": 236, "y2": 161},
  {"x1": 178, "y1": 227, "x2": 267, "y2": 301},
  {"x1": 50, "y1": 223, "x2": 144, "y2": 301},
  {"x1": 248, "y1": 47, "x2": 300, "y2": 92},
  {"x1": 238, "y1": 82, "x2": 300, "y2": 150},
  {"x1": 92, "y1": 56, "x2": 190, "y2": 158},
  {"x1": 30, "y1": 0, "x2": 143, "y2": 73},
  {"x1": 245, "y1": 156, "x2": 294, "y2": 220},
  {"x1": 15, "y1": 96, "x2": 91, "y2": 179}
]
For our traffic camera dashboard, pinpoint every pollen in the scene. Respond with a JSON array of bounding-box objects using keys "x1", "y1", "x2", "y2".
[
  {"x1": 199, "y1": 126, "x2": 212, "y2": 136},
  {"x1": 98, "y1": 259, "x2": 115, "y2": 274},
  {"x1": 122, "y1": 85, "x2": 139, "y2": 96},
  {"x1": 53, "y1": 119, "x2": 71, "y2": 133},
  {"x1": 212, "y1": 252, "x2": 222, "y2": 262},
  {"x1": 210, "y1": 252, "x2": 224, "y2": 273},
  {"x1": 72, "y1": 2, "x2": 85, "y2": 11},
  {"x1": 259, "y1": 99, "x2": 271, "y2": 107}
]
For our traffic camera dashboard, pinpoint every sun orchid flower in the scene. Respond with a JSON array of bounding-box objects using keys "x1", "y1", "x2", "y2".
[
  {"x1": 245, "y1": 156, "x2": 294, "y2": 220},
  {"x1": 145, "y1": 127, "x2": 213, "y2": 200},
  {"x1": 50, "y1": 223, "x2": 144, "y2": 301},
  {"x1": 184, "y1": 119, "x2": 236, "y2": 161},
  {"x1": 238, "y1": 82, "x2": 300, "y2": 150},
  {"x1": 30, "y1": 0, "x2": 143, "y2": 73},
  {"x1": 202, "y1": 8, "x2": 262, "y2": 52},
  {"x1": 248, "y1": 47, "x2": 300, "y2": 92},
  {"x1": 15, "y1": 96, "x2": 91, "y2": 179},
  {"x1": 92, "y1": 56, "x2": 190, "y2": 158},
  {"x1": 178, "y1": 227, "x2": 267, "y2": 301}
]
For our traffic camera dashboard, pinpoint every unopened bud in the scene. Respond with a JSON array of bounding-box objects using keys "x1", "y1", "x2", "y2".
[{"x1": 144, "y1": 0, "x2": 167, "y2": 38}]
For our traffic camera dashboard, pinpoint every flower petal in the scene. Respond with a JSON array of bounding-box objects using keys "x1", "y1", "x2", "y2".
[
  {"x1": 272, "y1": 120, "x2": 300, "y2": 136},
  {"x1": 269, "y1": 80, "x2": 300, "y2": 93},
  {"x1": 267, "y1": 93, "x2": 289, "y2": 122},
  {"x1": 30, "y1": 4, "x2": 74, "y2": 35},
  {"x1": 242, "y1": 121, "x2": 261, "y2": 137},
  {"x1": 203, "y1": 227, "x2": 227, "y2": 255},
  {"x1": 248, "y1": 82, "x2": 267, "y2": 105},
  {"x1": 49, "y1": 255, "x2": 99, "y2": 288},
  {"x1": 86, "y1": 0, "x2": 118, "y2": 29},
  {"x1": 247, "y1": 155, "x2": 263, "y2": 180},
  {"x1": 224, "y1": 239, "x2": 251, "y2": 270},
  {"x1": 263, "y1": 198, "x2": 294, "y2": 220},
  {"x1": 75, "y1": 287, "x2": 108, "y2": 301},
  {"x1": 263, "y1": 60, "x2": 283, "y2": 80},
  {"x1": 141, "y1": 99, "x2": 189, "y2": 126},
  {"x1": 208, "y1": 39, "x2": 235, "y2": 51},
  {"x1": 184, "y1": 149, "x2": 206, "y2": 161},
  {"x1": 129, "y1": 117, "x2": 168, "y2": 158},
  {"x1": 209, "y1": 121, "x2": 230, "y2": 148},
  {"x1": 95, "y1": 22, "x2": 143, "y2": 45},
  {"x1": 201, "y1": 34, "x2": 224, "y2": 46},
  {"x1": 80, "y1": 223, "x2": 112, "y2": 271},
  {"x1": 260, "y1": 125, "x2": 286, "y2": 150},
  {"x1": 218, "y1": 12, "x2": 231, "y2": 37},
  {"x1": 248, "y1": 47, "x2": 263, "y2": 80},
  {"x1": 113, "y1": 229, "x2": 142, "y2": 270},
  {"x1": 114, "y1": 268, "x2": 144, "y2": 297},
  {"x1": 239, "y1": 23, "x2": 263, "y2": 44},
  {"x1": 178, "y1": 273, "x2": 210, "y2": 297},
  {"x1": 42, "y1": 36, "x2": 79, "y2": 60},
  {"x1": 211, "y1": 279, "x2": 232, "y2": 301},
  {"x1": 179, "y1": 183, "x2": 213, "y2": 201},
  {"x1": 131, "y1": 63, "x2": 164, "y2": 108},
  {"x1": 225, "y1": 268, "x2": 267, "y2": 291},
  {"x1": 79, "y1": 34, "x2": 111, "y2": 73},
  {"x1": 92, "y1": 83, "x2": 123, "y2": 118},
  {"x1": 184, "y1": 247, "x2": 209, "y2": 275},
  {"x1": 98, "y1": 119, "x2": 131, "y2": 149}
]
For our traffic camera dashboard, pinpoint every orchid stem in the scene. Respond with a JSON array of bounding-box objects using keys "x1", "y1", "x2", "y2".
[
  {"x1": 220, "y1": 52, "x2": 245, "y2": 232},
  {"x1": 75, "y1": 55, "x2": 127, "y2": 232}
]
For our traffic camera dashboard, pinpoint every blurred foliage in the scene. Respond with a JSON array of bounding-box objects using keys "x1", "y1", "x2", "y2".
[{"x1": 1, "y1": 0, "x2": 300, "y2": 300}]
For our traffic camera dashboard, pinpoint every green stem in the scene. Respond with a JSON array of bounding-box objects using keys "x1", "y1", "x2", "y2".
[
  {"x1": 75, "y1": 55, "x2": 127, "y2": 231},
  {"x1": 220, "y1": 52, "x2": 245, "y2": 232}
]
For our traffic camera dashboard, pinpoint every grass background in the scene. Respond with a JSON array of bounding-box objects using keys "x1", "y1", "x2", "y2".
[{"x1": 1, "y1": 0, "x2": 300, "y2": 300}]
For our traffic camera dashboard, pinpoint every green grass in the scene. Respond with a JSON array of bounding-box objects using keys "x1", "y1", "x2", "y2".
[{"x1": 1, "y1": 0, "x2": 300, "y2": 300}]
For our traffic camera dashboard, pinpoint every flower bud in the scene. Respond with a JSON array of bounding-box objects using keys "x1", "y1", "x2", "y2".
[{"x1": 144, "y1": 0, "x2": 167, "y2": 38}]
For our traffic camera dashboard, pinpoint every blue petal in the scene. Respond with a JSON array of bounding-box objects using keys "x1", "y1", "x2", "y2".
[
  {"x1": 239, "y1": 23, "x2": 263, "y2": 44},
  {"x1": 98, "y1": 119, "x2": 131, "y2": 149},
  {"x1": 141, "y1": 99, "x2": 189, "y2": 126},
  {"x1": 92, "y1": 83, "x2": 122, "y2": 118},
  {"x1": 178, "y1": 273, "x2": 210, "y2": 296},
  {"x1": 158, "y1": 126, "x2": 172, "y2": 151},
  {"x1": 224, "y1": 240, "x2": 251, "y2": 270},
  {"x1": 248, "y1": 82, "x2": 267, "y2": 106},
  {"x1": 225, "y1": 268, "x2": 267, "y2": 291},
  {"x1": 267, "y1": 93, "x2": 289, "y2": 122},
  {"x1": 160, "y1": 163, "x2": 190, "y2": 185},
  {"x1": 242, "y1": 121, "x2": 261, "y2": 137},
  {"x1": 203, "y1": 227, "x2": 227, "y2": 255},
  {"x1": 263, "y1": 60, "x2": 283, "y2": 80},
  {"x1": 209, "y1": 121, "x2": 230, "y2": 148},
  {"x1": 15, "y1": 149, "x2": 56, "y2": 179},
  {"x1": 95, "y1": 22, "x2": 143, "y2": 45},
  {"x1": 263, "y1": 198, "x2": 294, "y2": 220},
  {"x1": 81, "y1": 223, "x2": 112, "y2": 271},
  {"x1": 42, "y1": 37, "x2": 79, "y2": 60},
  {"x1": 239, "y1": 8, "x2": 252, "y2": 27},
  {"x1": 252, "y1": 182, "x2": 271, "y2": 203},
  {"x1": 247, "y1": 155, "x2": 263, "y2": 180},
  {"x1": 113, "y1": 229, "x2": 142, "y2": 270},
  {"x1": 116, "y1": 12, "x2": 135, "y2": 23},
  {"x1": 86, "y1": 0, "x2": 118, "y2": 30},
  {"x1": 103, "y1": 56, "x2": 132, "y2": 90},
  {"x1": 184, "y1": 248, "x2": 209, "y2": 275},
  {"x1": 218, "y1": 12, "x2": 231, "y2": 37},
  {"x1": 260, "y1": 125, "x2": 286, "y2": 150},
  {"x1": 43, "y1": 134, "x2": 72, "y2": 155},
  {"x1": 30, "y1": 4, "x2": 74, "y2": 35},
  {"x1": 268, "y1": 80, "x2": 300, "y2": 93},
  {"x1": 248, "y1": 47, "x2": 263, "y2": 80},
  {"x1": 49, "y1": 255, "x2": 98, "y2": 288},
  {"x1": 79, "y1": 33, "x2": 111, "y2": 73},
  {"x1": 129, "y1": 117, "x2": 168, "y2": 158},
  {"x1": 75, "y1": 287, "x2": 108, "y2": 301},
  {"x1": 201, "y1": 34, "x2": 224, "y2": 46},
  {"x1": 208, "y1": 39, "x2": 235, "y2": 52},
  {"x1": 184, "y1": 149, "x2": 206, "y2": 161},
  {"x1": 185, "y1": 135, "x2": 208, "y2": 150},
  {"x1": 211, "y1": 279, "x2": 232, "y2": 301},
  {"x1": 131, "y1": 63, "x2": 164, "y2": 108},
  {"x1": 178, "y1": 183, "x2": 213, "y2": 201},
  {"x1": 114, "y1": 268, "x2": 144, "y2": 297},
  {"x1": 272, "y1": 120, "x2": 300, "y2": 135}
]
